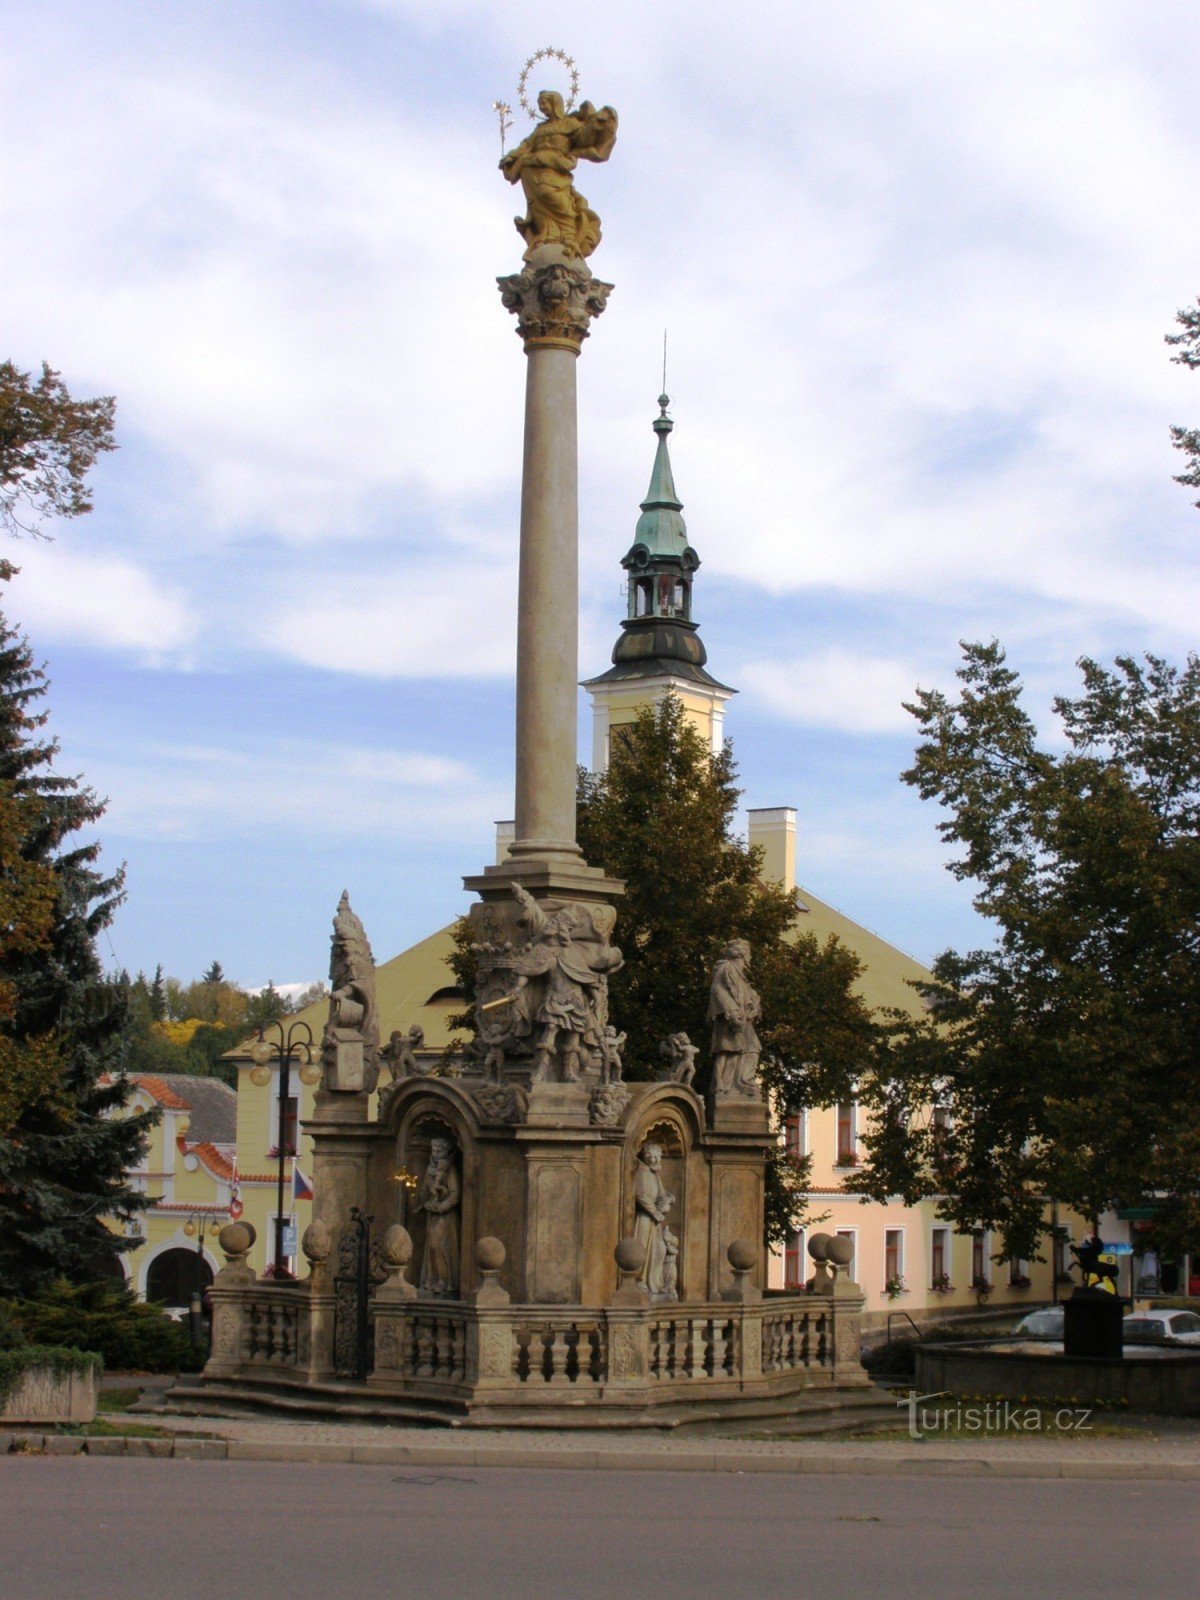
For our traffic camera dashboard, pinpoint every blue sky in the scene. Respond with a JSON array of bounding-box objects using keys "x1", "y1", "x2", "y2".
[{"x1": 4, "y1": 0, "x2": 1200, "y2": 988}]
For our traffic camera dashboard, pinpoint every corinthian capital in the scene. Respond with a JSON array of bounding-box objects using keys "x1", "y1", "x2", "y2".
[{"x1": 498, "y1": 245, "x2": 613, "y2": 353}]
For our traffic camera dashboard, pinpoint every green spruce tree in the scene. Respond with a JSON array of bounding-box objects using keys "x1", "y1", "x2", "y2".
[{"x1": 0, "y1": 608, "x2": 155, "y2": 1293}]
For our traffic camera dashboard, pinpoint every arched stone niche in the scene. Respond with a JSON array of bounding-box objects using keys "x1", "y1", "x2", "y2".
[
  {"x1": 392, "y1": 1091, "x2": 477, "y2": 1302},
  {"x1": 623, "y1": 1089, "x2": 701, "y2": 1302}
]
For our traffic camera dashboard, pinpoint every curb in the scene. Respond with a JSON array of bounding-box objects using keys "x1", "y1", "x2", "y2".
[{"x1": 4, "y1": 1433, "x2": 1200, "y2": 1479}]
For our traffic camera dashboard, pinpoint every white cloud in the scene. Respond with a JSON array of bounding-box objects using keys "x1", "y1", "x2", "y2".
[
  {"x1": 4, "y1": 543, "x2": 196, "y2": 657},
  {"x1": 94, "y1": 737, "x2": 504, "y2": 845},
  {"x1": 740, "y1": 650, "x2": 922, "y2": 735},
  {"x1": 264, "y1": 562, "x2": 519, "y2": 678}
]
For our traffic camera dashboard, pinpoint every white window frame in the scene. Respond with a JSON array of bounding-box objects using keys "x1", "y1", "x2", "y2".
[
  {"x1": 835, "y1": 1227, "x2": 858, "y2": 1283},
  {"x1": 930, "y1": 1226, "x2": 951, "y2": 1286},
  {"x1": 784, "y1": 1109, "x2": 808, "y2": 1160},
  {"x1": 884, "y1": 1227, "x2": 905, "y2": 1288},
  {"x1": 784, "y1": 1228, "x2": 806, "y2": 1290},
  {"x1": 835, "y1": 1101, "x2": 858, "y2": 1167}
]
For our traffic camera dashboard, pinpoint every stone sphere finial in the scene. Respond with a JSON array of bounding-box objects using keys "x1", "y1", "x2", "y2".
[
  {"x1": 383, "y1": 1224, "x2": 414, "y2": 1268},
  {"x1": 301, "y1": 1219, "x2": 332, "y2": 1266},
  {"x1": 807, "y1": 1231, "x2": 833, "y2": 1263},
  {"x1": 727, "y1": 1237, "x2": 757, "y2": 1273},
  {"x1": 827, "y1": 1235, "x2": 854, "y2": 1268},
  {"x1": 476, "y1": 1236, "x2": 506, "y2": 1271},
  {"x1": 218, "y1": 1221, "x2": 255, "y2": 1261},
  {"x1": 614, "y1": 1237, "x2": 646, "y2": 1274}
]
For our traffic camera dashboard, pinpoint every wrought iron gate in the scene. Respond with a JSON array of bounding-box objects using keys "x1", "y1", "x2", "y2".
[{"x1": 333, "y1": 1207, "x2": 385, "y2": 1379}]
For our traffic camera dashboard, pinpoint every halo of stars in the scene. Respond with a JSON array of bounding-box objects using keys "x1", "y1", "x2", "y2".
[{"x1": 517, "y1": 48, "x2": 580, "y2": 120}]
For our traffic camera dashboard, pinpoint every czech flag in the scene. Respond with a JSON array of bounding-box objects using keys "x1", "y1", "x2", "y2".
[{"x1": 292, "y1": 1164, "x2": 314, "y2": 1203}]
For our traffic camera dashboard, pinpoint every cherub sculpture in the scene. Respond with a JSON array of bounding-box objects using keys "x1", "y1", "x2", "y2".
[{"x1": 658, "y1": 1032, "x2": 698, "y2": 1085}]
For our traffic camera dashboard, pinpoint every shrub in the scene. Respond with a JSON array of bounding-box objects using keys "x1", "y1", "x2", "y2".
[{"x1": 1, "y1": 1279, "x2": 201, "y2": 1372}]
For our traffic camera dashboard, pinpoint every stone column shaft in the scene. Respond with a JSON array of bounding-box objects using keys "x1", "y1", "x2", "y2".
[{"x1": 513, "y1": 343, "x2": 580, "y2": 856}]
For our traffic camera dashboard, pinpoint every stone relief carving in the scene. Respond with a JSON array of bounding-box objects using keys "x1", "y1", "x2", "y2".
[
  {"x1": 708, "y1": 939, "x2": 763, "y2": 1101},
  {"x1": 632, "y1": 1142, "x2": 679, "y2": 1303},
  {"x1": 321, "y1": 891, "x2": 379, "y2": 1092},
  {"x1": 469, "y1": 884, "x2": 623, "y2": 1085},
  {"x1": 657, "y1": 1032, "x2": 698, "y2": 1085},
  {"x1": 417, "y1": 1136, "x2": 460, "y2": 1298},
  {"x1": 472, "y1": 1080, "x2": 529, "y2": 1126},
  {"x1": 588, "y1": 1080, "x2": 631, "y2": 1128},
  {"x1": 497, "y1": 256, "x2": 613, "y2": 350},
  {"x1": 480, "y1": 1325, "x2": 511, "y2": 1378},
  {"x1": 610, "y1": 1325, "x2": 642, "y2": 1379},
  {"x1": 499, "y1": 90, "x2": 618, "y2": 260},
  {"x1": 375, "y1": 1319, "x2": 402, "y2": 1371}
]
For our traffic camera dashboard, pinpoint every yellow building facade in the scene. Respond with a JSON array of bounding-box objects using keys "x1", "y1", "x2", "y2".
[{"x1": 107, "y1": 1074, "x2": 237, "y2": 1310}]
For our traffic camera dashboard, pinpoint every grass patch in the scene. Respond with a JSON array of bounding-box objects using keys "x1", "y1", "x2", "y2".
[{"x1": 97, "y1": 1387, "x2": 141, "y2": 1414}]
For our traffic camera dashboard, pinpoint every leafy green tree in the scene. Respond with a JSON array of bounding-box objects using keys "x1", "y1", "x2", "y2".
[
  {"x1": 576, "y1": 699, "x2": 871, "y2": 1113},
  {"x1": 148, "y1": 964, "x2": 167, "y2": 1023},
  {"x1": 0, "y1": 607, "x2": 155, "y2": 1293},
  {"x1": 1167, "y1": 299, "x2": 1200, "y2": 506},
  {"x1": 245, "y1": 979, "x2": 290, "y2": 1031},
  {"x1": 0, "y1": 361, "x2": 116, "y2": 541},
  {"x1": 858, "y1": 642, "x2": 1200, "y2": 1262}
]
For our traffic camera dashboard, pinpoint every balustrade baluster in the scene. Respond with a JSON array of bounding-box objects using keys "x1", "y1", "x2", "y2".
[
  {"x1": 547, "y1": 1325, "x2": 569, "y2": 1384},
  {"x1": 710, "y1": 1318, "x2": 727, "y2": 1375},
  {"x1": 415, "y1": 1316, "x2": 435, "y2": 1377}
]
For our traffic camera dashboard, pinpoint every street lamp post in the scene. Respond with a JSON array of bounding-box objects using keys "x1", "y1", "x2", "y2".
[
  {"x1": 182, "y1": 1211, "x2": 217, "y2": 1350},
  {"x1": 253, "y1": 1019, "x2": 316, "y2": 1280}
]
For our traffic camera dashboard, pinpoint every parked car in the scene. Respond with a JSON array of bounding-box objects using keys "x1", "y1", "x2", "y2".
[
  {"x1": 1122, "y1": 1310, "x2": 1200, "y2": 1347},
  {"x1": 1015, "y1": 1306, "x2": 1065, "y2": 1339}
]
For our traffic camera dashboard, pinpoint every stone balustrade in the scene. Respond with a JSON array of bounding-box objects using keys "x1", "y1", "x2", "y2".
[{"x1": 204, "y1": 1280, "x2": 864, "y2": 1424}]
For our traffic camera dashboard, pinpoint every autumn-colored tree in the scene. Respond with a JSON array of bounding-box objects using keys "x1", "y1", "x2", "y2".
[{"x1": 0, "y1": 361, "x2": 116, "y2": 540}]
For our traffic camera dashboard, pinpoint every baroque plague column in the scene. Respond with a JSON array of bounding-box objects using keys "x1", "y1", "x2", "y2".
[{"x1": 198, "y1": 72, "x2": 869, "y2": 1427}]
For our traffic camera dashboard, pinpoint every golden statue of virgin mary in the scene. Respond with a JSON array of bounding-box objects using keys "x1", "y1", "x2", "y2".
[{"x1": 500, "y1": 90, "x2": 618, "y2": 260}]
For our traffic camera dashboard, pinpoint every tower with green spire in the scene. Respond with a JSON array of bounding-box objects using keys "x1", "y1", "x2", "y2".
[{"x1": 583, "y1": 395, "x2": 734, "y2": 769}]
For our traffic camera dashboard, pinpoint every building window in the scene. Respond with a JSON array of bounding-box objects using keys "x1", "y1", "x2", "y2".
[
  {"x1": 1009, "y1": 1257, "x2": 1031, "y2": 1287},
  {"x1": 784, "y1": 1112, "x2": 807, "y2": 1160},
  {"x1": 784, "y1": 1229, "x2": 805, "y2": 1289},
  {"x1": 884, "y1": 1228, "x2": 904, "y2": 1292},
  {"x1": 931, "y1": 1227, "x2": 951, "y2": 1288},
  {"x1": 835, "y1": 1228, "x2": 857, "y2": 1281},
  {"x1": 836, "y1": 1102, "x2": 857, "y2": 1166},
  {"x1": 971, "y1": 1230, "x2": 991, "y2": 1289}
]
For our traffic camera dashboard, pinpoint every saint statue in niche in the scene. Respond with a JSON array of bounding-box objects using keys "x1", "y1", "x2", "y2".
[
  {"x1": 500, "y1": 90, "x2": 618, "y2": 259},
  {"x1": 633, "y1": 1142, "x2": 679, "y2": 1303},
  {"x1": 708, "y1": 939, "x2": 763, "y2": 1100},
  {"x1": 417, "y1": 1136, "x2": 460, "y2": 1298}
]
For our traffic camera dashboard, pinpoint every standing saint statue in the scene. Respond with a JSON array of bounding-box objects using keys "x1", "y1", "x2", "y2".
[
  {"x1": 500, "y1": 90, "x2": 618, "y2": 259},
  {"x1": 417, "y1": 1136, "x2": 460, "y2": 1298},
  {"x1": 633, "y1": 1143, "x2": 679, "y2": 1302},
  {"x1": 707, "y1": 939, "x2": 763, "y2": 1100},
  {"x1": 510, "y1": 883, "x2": 623, "y2": 1083}
]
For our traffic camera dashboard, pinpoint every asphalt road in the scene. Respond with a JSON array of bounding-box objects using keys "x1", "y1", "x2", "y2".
[{"x1": 1, "y1": 1460, "x2": 1195, "y2": 1600}]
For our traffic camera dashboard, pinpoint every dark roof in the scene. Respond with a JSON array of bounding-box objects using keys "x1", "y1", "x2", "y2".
[{"x1": 132, "y1": 1073, "x2": 237, "y2": 1145}]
